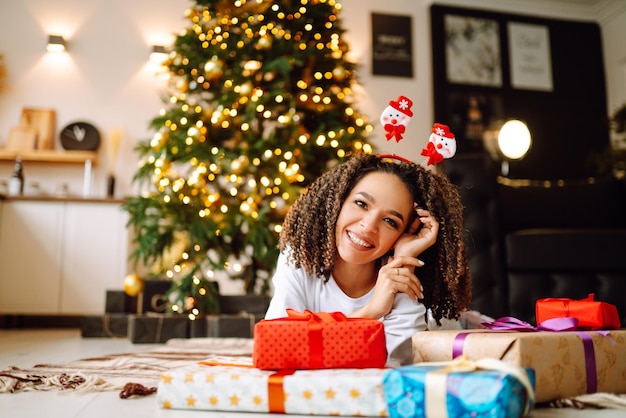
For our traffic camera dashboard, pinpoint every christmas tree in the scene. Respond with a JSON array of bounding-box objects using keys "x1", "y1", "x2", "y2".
[{"x1": 123, "y1": 0, "x2": 373, "y2": 317}]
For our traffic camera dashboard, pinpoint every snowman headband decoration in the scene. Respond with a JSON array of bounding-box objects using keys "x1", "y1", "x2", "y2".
[{"x1": 379, "y1": 95, "x2": 457, "y2": 166}]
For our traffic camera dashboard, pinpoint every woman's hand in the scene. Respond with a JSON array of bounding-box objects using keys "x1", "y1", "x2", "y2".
[
  {"x1": 393, "y1": 208, "x2": 439, "y2": 258},
  {"x1": 351, "y1": 255, "x2": 424, "y2": 319},
  {"x1": 349, "y1": 210, "x2": 437, "y2": 320}
]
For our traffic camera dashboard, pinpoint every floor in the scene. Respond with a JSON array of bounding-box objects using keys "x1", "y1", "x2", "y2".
[{"x1": 0, "y1": 329, "x2": 623, "y2": 418}]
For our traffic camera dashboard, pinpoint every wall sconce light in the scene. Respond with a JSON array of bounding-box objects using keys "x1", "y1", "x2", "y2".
[
  {"x1": 47, "y1": 35, "x2": 67, "y2": 53},
  {"x1": 150, "y1": 45, "x2": 168, "y2": 63},
  {"x1": 483, "y1": 119, "x2": 532, "y2": 176}
]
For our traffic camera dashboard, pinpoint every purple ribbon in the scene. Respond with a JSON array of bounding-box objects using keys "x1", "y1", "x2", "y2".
[
  {"x1": 481, "y1": 316, "x2": 579, "y2": 332},
  {"x1": 578, "y1": 332, "x2": 597, "y2": 393},
  {"x1": 452, "y1": 333, "x2": 471, "y2": 359},
  {"x1": 453, "y1": 317, "x2": 611, "y2": 394}
]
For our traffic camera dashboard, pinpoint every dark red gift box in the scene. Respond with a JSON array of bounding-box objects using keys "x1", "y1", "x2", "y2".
[
  {"x1": 253, "y1": 309, "x2": 387, "y2": 370},
  {"x1": 536, "y1": 293, "x2": 621, "y2": 330}
]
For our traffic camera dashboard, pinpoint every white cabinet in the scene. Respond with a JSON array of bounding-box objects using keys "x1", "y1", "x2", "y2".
[
  {"x1": 0, "y1": 199, "x2": 128, "y2": 315},
  {"x1": 0, "y1": 201, "x2": 64, "y2": 313}
]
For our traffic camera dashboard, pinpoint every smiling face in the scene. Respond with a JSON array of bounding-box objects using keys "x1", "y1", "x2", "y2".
[
  {"x1": 380, "y1": 105, "x2": 411, "y2": 127},
  {"x1": 334, "y1": 171, "x2": 414, "y2": 267},
  {"x1": 429, "y1": 133, "x2": 457, "y2": 159}
]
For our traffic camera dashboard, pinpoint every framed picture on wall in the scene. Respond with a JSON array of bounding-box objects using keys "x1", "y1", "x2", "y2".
[
  {"x1": 431, "y1": 4, "x2": 609, "y2": 180},
  {"x1": 371, "y1": 13, "x2": 414, "y2": 78},
  {"x1": 508, "y1": 22, "x2": 553, "y2": 91},
  {"x1": 444, "y1": 14, "x2": 502, "y2": 87}
]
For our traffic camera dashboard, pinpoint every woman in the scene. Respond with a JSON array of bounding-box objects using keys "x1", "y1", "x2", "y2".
[{"x1": 265, "y1": 152, "x2": 471, "y2": 365}]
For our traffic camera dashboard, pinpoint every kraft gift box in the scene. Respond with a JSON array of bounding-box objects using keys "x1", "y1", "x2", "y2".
[
  {"x1": 139, "y1": 279, "x2": 173, "y2": 313},
  {"x1": 157, "y1": 358, "x2": 389, "y2": 416},
  {"x1": 189, "y1": 313, "x2": 264, "y2": 338},
  {"x1": 412, "y1": 329, "x2": 626, "y2": 403},
  {"x1": 253, "y1": 309, "x2": 387, "y2": 370},
  {"x1": 383, "y1": 357, "x2": 535, "y2": 418},
  {"x1": 128, "y1": 314, "x2": 190, "y2": 343},
  {"x1": 80, "y1": 314, "x2": 128, "y2": 338},
  {"x1": 218, "y1": 294, "x2": 270, "y2": 314},
  {"x1": 104, "y1": 290, "x2": 137, "y2": 313}
]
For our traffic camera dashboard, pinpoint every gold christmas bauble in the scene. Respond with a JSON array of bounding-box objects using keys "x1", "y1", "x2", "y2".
[
  {"x1": 333, "y1": 66, "x2": 347, "y2": 81},
  {"x1": 256, "y1": 35, "x2": 272, "y2": 50},
  {"x1": 204, "y1": 57, "x2": 224, "y2": 80},
  {"x1": 123, "y1": 273, "x2": 145, "y2": 297}
]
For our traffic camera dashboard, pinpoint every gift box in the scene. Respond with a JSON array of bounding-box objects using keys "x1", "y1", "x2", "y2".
[
  {"x1": 253, "y1": 309, "x2": 387, "y2": 370},
  {"x1": 105, "y1": 290, "x2": 137, "y2": 313},
  {"x1": 128, "y1": 314, "x2": 190, "y2": 343},
  {"x1": 536, "y1": 294, "x2": 621, "y2": 330},
  {"x1": 157, "y1": 358, "x2": 389, "y2": 416},
  {"x1": 412, "y1": 329, "x2": 626, "y2": 403},
  {"x1": 190, "y1": 313, "x2": 264, "y2": 338},
  {"x1": 219, "y1": 295, "x2": 270, "y2": 314},
  {"x1": 383, "y1": 357, "x2": 535, "y2": 418},
  {"x1": 139, "y1": 279, "x2": 173, "y2": 313},
  {"x1": 80, "y1": 314, "x2": 128, "y2": 338}
]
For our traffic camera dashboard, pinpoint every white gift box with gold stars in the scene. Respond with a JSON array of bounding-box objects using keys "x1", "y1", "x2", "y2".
[{"x1": 157, "y1": 357, "x2": 389, "y2": 416}]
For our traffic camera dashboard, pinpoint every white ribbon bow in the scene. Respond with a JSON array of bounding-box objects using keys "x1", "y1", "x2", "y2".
[{"x1": 422, "y1": 355, "x2": 535, "y2": 418}]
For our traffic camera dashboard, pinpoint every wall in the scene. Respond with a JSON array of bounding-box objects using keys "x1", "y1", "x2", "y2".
[
  {"x1": 0, "y1": 0, "x2": 187, "y2": 198},
  {"x1": 1, "y1": 0, "x2": 625, "y2": 199},
  {"x1": 431, "y1": 5, "x2": 610, "y2": 180},
  {"x1": 600, "y1": 0, "x2": 626, "y2": 115}
]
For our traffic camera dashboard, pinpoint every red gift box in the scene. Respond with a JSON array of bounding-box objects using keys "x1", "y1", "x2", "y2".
[
  {"x1": 536, "y1": 293, "x2": 621, "y2": 330},
  {"x1": 253, "y1": 309, "x2": 387, "y2": 370}
]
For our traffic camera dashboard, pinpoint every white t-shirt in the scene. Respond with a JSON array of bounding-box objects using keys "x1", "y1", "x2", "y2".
[{"x1": 265, "y1": 253, "x2": 427, "y2": 366}]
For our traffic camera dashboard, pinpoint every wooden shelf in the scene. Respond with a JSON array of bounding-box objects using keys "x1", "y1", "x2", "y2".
[
  {"x1": 1, "y1": 195, "x2": 125, "y2": 204},
  {"x1": 0, "y1": 149, "x2": 97, "y2": 165}
]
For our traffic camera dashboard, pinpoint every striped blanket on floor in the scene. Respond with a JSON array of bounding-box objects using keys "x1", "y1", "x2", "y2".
[
  {"x1": 1, "y1": 336, "x2": 624, "y2": 411},
  {"x1": 0, "y1": 337, "x2": 253, "y2": 395}
]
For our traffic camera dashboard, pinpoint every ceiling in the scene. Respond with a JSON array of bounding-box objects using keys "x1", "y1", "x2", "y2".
[
  {"x1": 497, "y1": 0, "x2": 622, "y2": 21},
  {"x1": 561, "y1": 0, "x2": 605, "y2": 4},
  {"x1": 531, "y1": 0, "x2": 610, "y2": 6}
]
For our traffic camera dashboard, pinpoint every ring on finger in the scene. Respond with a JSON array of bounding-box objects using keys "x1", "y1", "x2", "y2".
[{"x1": 395, "y1": 268, "x2": 399, "y2": 275}]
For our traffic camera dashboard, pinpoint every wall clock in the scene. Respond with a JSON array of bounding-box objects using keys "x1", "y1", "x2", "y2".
[{"x1": 60, "y1": 121, "x2": 100, "y2": 151}]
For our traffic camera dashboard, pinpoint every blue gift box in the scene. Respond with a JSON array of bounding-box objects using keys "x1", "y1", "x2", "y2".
[{"x1": 383, "y1": 357, "x2": 535, "y2": 418}]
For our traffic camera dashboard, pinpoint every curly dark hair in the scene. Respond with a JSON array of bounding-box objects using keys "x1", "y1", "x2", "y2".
[{"x1": 279, "y1": 152, "x2": 471, "y2": 323}]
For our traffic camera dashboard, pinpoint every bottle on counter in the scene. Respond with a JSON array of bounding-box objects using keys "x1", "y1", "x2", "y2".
[{"x1": 8, "y1": 157, "x2": 24, "y2": 196}]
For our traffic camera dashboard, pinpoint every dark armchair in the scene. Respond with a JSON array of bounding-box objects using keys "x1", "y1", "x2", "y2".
[{"x1": 444, "y1": 153, "x2": 626, "y2": 326}]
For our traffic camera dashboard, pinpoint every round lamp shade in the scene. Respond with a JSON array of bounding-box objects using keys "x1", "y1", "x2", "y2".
[{"x1": 497, "y1": 119, "x2": 531, "y2": 160}]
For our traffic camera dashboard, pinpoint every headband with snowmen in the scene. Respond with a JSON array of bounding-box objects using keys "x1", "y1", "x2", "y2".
[{"x1": 379, "y1": 95, "x2": 457, "y2": 166}]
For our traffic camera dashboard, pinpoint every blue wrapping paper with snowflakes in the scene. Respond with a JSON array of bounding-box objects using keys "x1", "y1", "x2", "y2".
[{"x1": 382, "y1": 356, "x2": 535, "y2": 418}]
